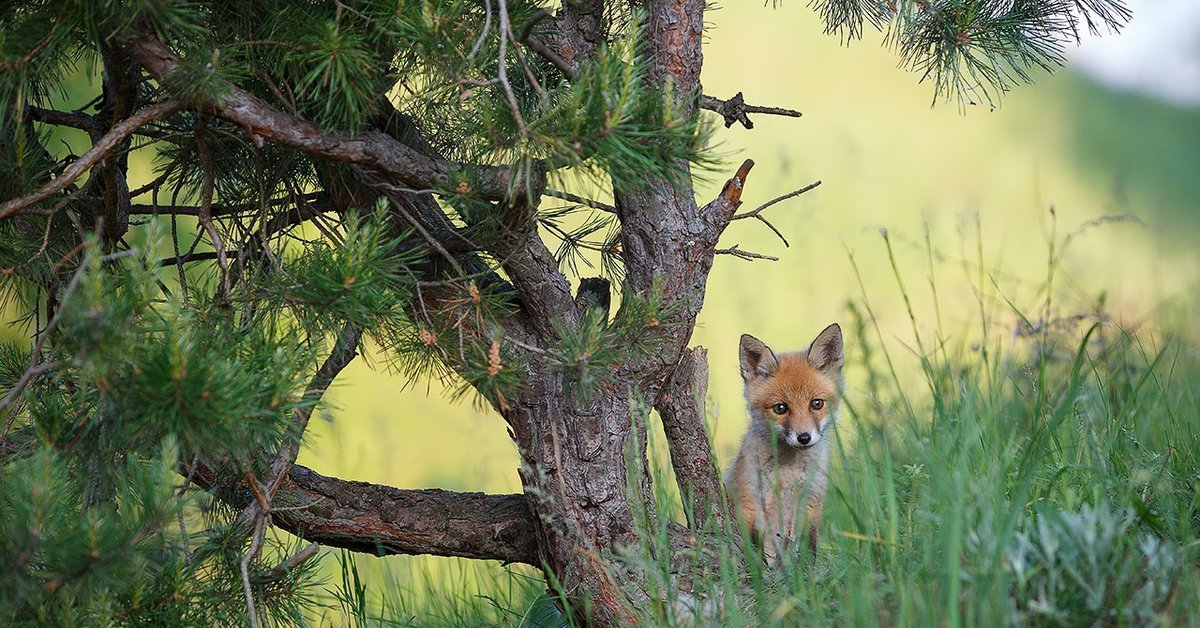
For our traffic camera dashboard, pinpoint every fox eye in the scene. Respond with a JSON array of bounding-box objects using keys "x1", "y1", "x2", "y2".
[
  {"x1": 810, "y1": 398, "x2": 825, "y2": 411},
  {"x1": 771, "y1": 403, "x2": 788, "y2": 415}
]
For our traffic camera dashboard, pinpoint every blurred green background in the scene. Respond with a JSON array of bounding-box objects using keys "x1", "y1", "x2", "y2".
[{"x1": 11, "y1": 0, "x2": 1200, "y2": 617}]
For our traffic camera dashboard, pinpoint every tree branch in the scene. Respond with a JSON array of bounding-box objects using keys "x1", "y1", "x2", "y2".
[
  {"x1": 655, "y1": 346, "x2": 728, "y2": 529},
  {"x1": 730, "y1": 179, "x2": 822, "y2": 247},
  {"x1": 26, "y1": 107, "x2": 101, "y2": 134},
  {"x1": 543, "y1": 0, "x2": 606, "y2": 77},
  {"x1": 544, "y1": 188, "x2": 615, "y2": 213},
  {"x1": 494, "y1": 201, "x2": 579, "y2": 338},
  {"x1": 704, "y1": 158, "x2": 756, "y2": 233},
  {"x1": 519, "y1": 10, "x2": 577, "y2": 80},
  {"x1": 714, "y1": 244, "x2": 778, "y2": 262},
  {"x1": 700, "y1": 92, "x2": 803, "y2": 129},
  {"x1": 0, "y1": 100, "x2": 182, "y2": 220},
  {"x1": 130, "y1": 192, "x2": 329, "y2": 217},
  {"x1": 264, "y1": 324, "x2": 362, "y2": 500},
  {"x1": 188, "y1": 459, "x2": 539, "y2": 565},
  {"x1": 248, "y1": 542, "x2": 321, "y2": 585},
  {"x1": 117, "y1": 32, "x2": 535, "y2": 203},
  {"x1": 360, "y1": 106, "x2": 574, "y2": 340}
]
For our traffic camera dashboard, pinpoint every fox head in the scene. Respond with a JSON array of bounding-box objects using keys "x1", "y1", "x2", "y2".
[{"x1": 739, "y1": 324, "x2": 844, "y2": 450}]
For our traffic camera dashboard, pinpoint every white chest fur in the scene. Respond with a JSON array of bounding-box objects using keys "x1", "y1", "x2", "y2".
[{"x1": 741, "y1": 437, "x2": 830, "y2": 557}]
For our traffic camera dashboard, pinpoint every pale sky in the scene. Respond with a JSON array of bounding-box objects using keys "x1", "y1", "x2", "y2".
[{"x1": 1070, "y1": 0, "x2": 1200, "y2": 106}]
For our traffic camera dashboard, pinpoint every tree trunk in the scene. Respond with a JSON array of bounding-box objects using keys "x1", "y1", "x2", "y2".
[
  {"x1": 498, "y1": 0, "x2": 752, "y2": 608},
  {"x1": 112, "y1": 4, "x2": 740, "y2": 622},
  {"x1": 502, "y1": 366, "x2": 649, "y2": 622}
]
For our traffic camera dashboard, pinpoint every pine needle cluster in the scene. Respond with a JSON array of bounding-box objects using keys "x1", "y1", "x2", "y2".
[{"x1": 808, "y1": 0, "x2": 1132, "y2": 106}]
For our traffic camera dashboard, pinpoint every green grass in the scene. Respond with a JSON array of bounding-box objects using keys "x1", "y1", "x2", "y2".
[{"x1": 316, "y1": 222, "x2": 1200, "y2": 626}]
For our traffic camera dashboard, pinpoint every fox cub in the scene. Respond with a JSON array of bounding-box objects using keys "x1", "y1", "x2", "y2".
[{"x1": 725, "y1": 323, "x2": 844, "y2": 559}]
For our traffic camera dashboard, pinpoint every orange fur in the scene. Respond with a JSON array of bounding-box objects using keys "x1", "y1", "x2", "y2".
[{"x1": 725, "y1": 324, "x2": 844, "y2": 559}]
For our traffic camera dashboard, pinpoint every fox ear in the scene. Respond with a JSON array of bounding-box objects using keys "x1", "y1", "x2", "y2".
[
  {"x1": 739, "y1": 334, "x2": 779, "y2": 381},
  {"x1": 807, "y1": 323, "x2": 844, "y2": 372}
]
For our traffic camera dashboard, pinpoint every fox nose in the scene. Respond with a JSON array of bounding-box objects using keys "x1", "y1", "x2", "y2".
[{"x1": 798, "y1": 432, "x2": 812, "y2": 445}]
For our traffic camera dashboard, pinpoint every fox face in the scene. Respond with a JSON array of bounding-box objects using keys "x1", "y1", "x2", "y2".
[{"x1": 739, "y1": 324, "x2": 844, "y2": 450}]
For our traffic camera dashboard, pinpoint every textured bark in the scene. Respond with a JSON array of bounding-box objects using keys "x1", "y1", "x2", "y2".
[
  {"x1": 489, "y1": 2, "x2": 750, "y2": 622},
  {"x1": 96, "y1": 42, "x2": 140, "y2": 243},
  {"x1": 656, "y1": 346, "x2": 727, "y2": 528},
  {"x1": 502, "y1": 367, "x2": 644, "y2": 622},
  {"x1": 491, "y1": 197, "x2": 580, "y2": 338},
  {"x1": 548, "y1": 0, "x2": 607, "y2": 74},
  {"x1": 190, "y1": 459, "x2": 540, "y2": 565}
]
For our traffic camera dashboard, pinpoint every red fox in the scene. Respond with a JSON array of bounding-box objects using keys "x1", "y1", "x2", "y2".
[{"x1": 725, "y1": 323, "x2": 844, "y2": 559}]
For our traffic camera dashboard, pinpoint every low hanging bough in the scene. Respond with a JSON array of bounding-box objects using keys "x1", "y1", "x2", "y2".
[{"x1": 0, "y1": 0, "x2": 1129, "y2": 624}]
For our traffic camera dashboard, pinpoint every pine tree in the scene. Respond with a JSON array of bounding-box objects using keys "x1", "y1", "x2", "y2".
[{"x1": 0, "y1": 1, "x2": 1128, "y2": 624}]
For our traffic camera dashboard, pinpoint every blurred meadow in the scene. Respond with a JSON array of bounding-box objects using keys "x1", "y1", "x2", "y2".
[{"x1": 8, "y1": 0, "x2": 1200, "y2": 624}]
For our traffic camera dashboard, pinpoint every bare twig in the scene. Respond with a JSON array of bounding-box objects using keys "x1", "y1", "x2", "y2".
[
  {"x1": 156, "y1": 249, "x2": 244, "y2": 267},
  {"x1": 701, "y1": 92, "x2": 803, "y2": 129},
  {"x1": 240, "y1": 514, "x2": 268, "y2": 628},
  {"x1": 263, "y1": 325, "x2": 361, "y2": 500},
  {"x1": 522, "y1": 37, "x2": 575, "y2": 80},
  {"x1": 738, "y1": 180, "x2": 822, "y2": 218},
  {"x1": 513, "y1": 9, "x2": 573, "y2": 87},
  {"x1": 544, "y1": 188, "x2": 615, "y2": 213},
  {"x1": 27, "y1": 106, "x2": 170, "y2": 142},
  {"x1": 194, "y1": 116, "x2": 232, "y2": 298},
  {"x1": 25, "y1": 107, "x2": 101, "y2": 133},
  {"x1": 467, "y1": 0, "x2": 494, "y2": 62},
  {"x1": 731, "y1": 179, "x2": 821, "y2": 247},
  {"x1": 496, "y1": 0, "x2": 528, "y2": 137},
  {"x1": 128, "y1": 170, "x2": 172, "y2": 199},
  {"x1": 509, "y1": 25, "x2": 548, "y2": 100},
  {"x1": 715, "y1": 244, "x2": 778, "y2": 262},
  {"x1": 1, "y1": 100, "x2": 182, "y2": 220},
  {"x1": 249, "y1": 542, "x2": 321, "y2": 585},
  {"x1": 389, "y1": 195, "x2": 470, "y2": 276},
  {"x1": 518, "y1": 10, "x2": 552, "y2": 44},
  {"x1": 519, "y1": 10, "x2": 577, "y2": 80}
]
